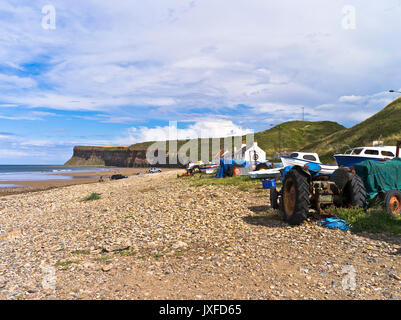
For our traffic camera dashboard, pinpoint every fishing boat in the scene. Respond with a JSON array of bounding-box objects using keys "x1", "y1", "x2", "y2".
[
  {"x1": 248, "y1": 167, "x2": 283, "y2": 179},
  {"x1": 199, "y1": 163, "x2": 219, "y2": 174},
  {"x1": 333, "y1": 146, "x2": 397, "y2": 167},
  {"x1": 280, "y1": 152, "x2": 338, "y2": 175},
  {"x1": 248, "y1": 152, "x2": 338, "y2": 179}
]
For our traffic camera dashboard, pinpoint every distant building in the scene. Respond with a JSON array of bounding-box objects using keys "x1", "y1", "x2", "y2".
[
  {"x1": 213, "y1": 142, "x2": 266, "y2": 163},
  {"x1": 372, "y1": 140, "x2": 384, "y2": 147}
]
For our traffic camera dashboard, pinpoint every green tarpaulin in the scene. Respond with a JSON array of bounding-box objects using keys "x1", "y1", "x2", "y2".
[{"x1": 354, "y1": 158, "x2": 401, "y2": 200}]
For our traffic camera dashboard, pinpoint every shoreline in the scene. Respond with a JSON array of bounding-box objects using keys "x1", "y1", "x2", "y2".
[{"x1": 0, "y1": 167, "x2": 181, "y2": 196}]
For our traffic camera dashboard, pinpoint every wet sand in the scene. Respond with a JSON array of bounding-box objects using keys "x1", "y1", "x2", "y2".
[{"x1": 0, "y1": 168, "x2": 177, "y2": 196}]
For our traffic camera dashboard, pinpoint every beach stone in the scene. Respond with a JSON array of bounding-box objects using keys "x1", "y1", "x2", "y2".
[
  {"x1": 173, "y1": 241, "x2": 188, "y2": 249},
  {"x1": 0, "y1": 230, "x2": 22, "y2": 242},
  {"x1": 0, "y1": 171, "x2": 399, "y2": 300},
  {"x1": 102, "y1": 265, "x2": 113, "y2": 272}
]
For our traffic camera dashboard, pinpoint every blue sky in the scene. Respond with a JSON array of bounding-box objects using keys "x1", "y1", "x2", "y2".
[{"x1": 1, "y1": 1, "x2": 401, "y2": 164}]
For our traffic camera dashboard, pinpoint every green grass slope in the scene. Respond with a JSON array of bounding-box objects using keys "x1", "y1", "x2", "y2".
[
  {"x1": 126, "y1": 120, "x2": 345, "y2": 160},
  {"x1": 302, "y1": 97, "x2": 401, "y2": 163},
  {"x1": 66, "y1": 121, "x2": 345, "y2": 165},
  {"x1": 253, "y1": 121, "x2": 345, "y2": 158}
]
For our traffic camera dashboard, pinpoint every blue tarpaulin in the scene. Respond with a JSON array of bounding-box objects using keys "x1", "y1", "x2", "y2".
[
  {"x1": 317, "y1": 217, "x2": 350, "y2": 231},
  {"x1": 216, "y1": 159, "x2": 250, "y2": 178},
  {"x1": 281, "y1": 162, "x2": 322, "y2": 182}
]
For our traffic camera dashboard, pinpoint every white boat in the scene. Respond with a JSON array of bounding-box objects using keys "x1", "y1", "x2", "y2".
[
  {"x1": 199, "y1": 164, "x2": 219, "y2": 174},
  {"x1": 248, "y1": 152, "x2": 338, "y2": 179},
  {"x1": 248, "y1": 167, "x2": 283, "y2": 179},
  {"x1": 333, "y1": 146, "x2": 397, "y2": 167},
  {"x1": 280, "y1": 152, "x2": 338, "y2": 175}
]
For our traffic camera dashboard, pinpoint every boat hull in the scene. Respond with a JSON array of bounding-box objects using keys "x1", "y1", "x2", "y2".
[
  {"x1": 199, "y1": 165, "x2": 219, "y2": 174},
  {"x1": 334, "y1": 155, "x2": 383, "y2": 167},
  {"x1": 248, "y1": 168, "x2": 282, "y2": 179},
  {"x1": 280, "y1": 156, "x2": 338, "y2": 175}
]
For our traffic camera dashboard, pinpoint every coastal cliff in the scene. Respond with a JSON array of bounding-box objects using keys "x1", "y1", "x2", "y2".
[
  {"x1": 65, "y1": 146, "x2": 152, "y2": 167},
  {"x1": 65, "y1": 120, "x2": 346, "y2": 167}
]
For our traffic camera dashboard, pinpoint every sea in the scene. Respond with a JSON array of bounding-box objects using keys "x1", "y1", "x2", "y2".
[{"x1": 0, "y1": 165, "x2": 112, "y2": 185}]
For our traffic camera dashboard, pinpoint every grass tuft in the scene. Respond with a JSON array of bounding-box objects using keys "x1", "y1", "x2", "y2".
[
  {"x1": 55, "y1": 260, "x2": 81, "y2": 267},
  {"x1": 329, "y1": 207, "x2": 401, "y2": 235},
  {"x1": 189, "y1": 175, "x2": 261, "y2": 191},
  {"x1": 71, "y1": 249, "x2": 90, "y2": 255},
  {"x1": 83, "y1": 192, "x2": 101, "y2": 202},
  {"x1": 94, "y1": 256, "x2": 110, "y2": 262}
]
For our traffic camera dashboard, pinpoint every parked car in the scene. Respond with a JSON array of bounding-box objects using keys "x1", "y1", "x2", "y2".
[{"x1": 149, "y1": 167, "x2": 162, "y2": 173}]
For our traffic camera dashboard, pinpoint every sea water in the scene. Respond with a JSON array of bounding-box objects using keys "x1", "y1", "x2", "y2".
[{"x1": 0, "y1": 165, "x2": 112, "y2": 181}]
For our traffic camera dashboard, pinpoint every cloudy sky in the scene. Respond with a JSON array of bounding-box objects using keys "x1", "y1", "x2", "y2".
[{"x1": 1, "y1": 0, "x2": 401, "y2": 164}]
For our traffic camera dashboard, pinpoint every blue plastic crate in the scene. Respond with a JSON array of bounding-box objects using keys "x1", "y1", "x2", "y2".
[{"x1": 262, "y1": 179, "x2": 276, "y2": 189}]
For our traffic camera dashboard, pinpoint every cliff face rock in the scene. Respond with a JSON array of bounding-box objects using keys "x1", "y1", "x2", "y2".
[{"x1": 65, "y1": 146, "x2": 151, "y2": 167}]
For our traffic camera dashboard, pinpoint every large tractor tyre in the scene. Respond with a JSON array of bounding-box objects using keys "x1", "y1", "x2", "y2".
[
  {"x1": 383, "y1": 190, "x2": 401, "y2": 216},
  {"x1": 342, "y1": 174, "x2": 367, "y2": 208},
  {"x1": 270, "y1": 187, "x2": 279, "y2": 209},
  {"x1": 255, "y1": 163, "x2": 270, "y2": 171},
  {"x1": 282, "y1": 169, "x2": 310, "y2": 225},
  {"x1": 330, "y1": 168, "x2": 353, "y2": 190}
]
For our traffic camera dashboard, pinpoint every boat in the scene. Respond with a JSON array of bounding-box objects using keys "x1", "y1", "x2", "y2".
[
  {"x1": 333, "y1": 146, "x2": 397, "y2": 167},
  {"x1": 248, "y1": 167, "x2": 283, "y2": 179},
  {"x1": 280, "y1": 152, "x2": 338, "y2": 175},
  {"x1": 248, "y1": 152, "x2": 338, "y2": 179},
  {"x1": 199, "y1": 163, "x2": 219, "y2": 174}
]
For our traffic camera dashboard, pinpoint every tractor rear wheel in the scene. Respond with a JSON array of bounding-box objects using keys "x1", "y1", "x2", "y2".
[
  {"x1": 270, "y1": 187, "x2": 279, "y2": 209},
  {"x1": 342, "y1": 174, "x2": 367, "y2": 208},
  {"x1": 282, "y1": 169, "x2": 310, "y2": 225},
  {"x1": 383, "y1": 190, "x2": 401, "y2": 216}
]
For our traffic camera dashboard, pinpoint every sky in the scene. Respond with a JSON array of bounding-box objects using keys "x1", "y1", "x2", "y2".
[{"x1": 1, "y1": 0, "x2": 401, "y2": 164}]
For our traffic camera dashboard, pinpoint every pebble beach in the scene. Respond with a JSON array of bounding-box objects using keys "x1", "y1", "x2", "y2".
[{"x1": 0, "y1": 171, "x2": 400, "y2": 300}]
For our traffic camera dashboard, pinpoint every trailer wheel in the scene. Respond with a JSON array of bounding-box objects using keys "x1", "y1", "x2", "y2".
[
  {"x1": 255, "y1": 163, "x2": 270, "y2": 171},
  {"x1": 282, "y1": 169, "x2": 310, "y2": 225},
  {"x1": 342, "y1": 174, "x2": 367, "y2": 208},
  {"x1": 270, "y1": 187, "x2": 279, "y2": 209},
  {"x1": 192, "y1": 166, "x2": 200, "y2": 174},
  {"x1": 383, "y1": 190, "x2": 401, "y2": 216},
  {"x1": 226, "y1": 165, "x2": 241, "y2": 177}
]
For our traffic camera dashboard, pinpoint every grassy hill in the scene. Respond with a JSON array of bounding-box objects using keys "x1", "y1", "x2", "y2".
[
  {"x1": 253, "y1": 121, "x2": 345, "y2": 158},
  {"x1": 67, "y1": 97, "x2": 401, "y2": 166},
  {"x1": 126, "y1": 120, "x2": 345, "y2": 160},
  {"x1": 302, "y1": 97, "x2": 401, "y2": 163}
]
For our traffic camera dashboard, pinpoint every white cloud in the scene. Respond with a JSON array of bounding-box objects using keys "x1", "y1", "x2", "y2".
[
  {"x1": 118, "y1": 119, "x2": 253, "y2": 145},
  {"x1": 0, "y1": 149, "x2": 30, "y2": 158},
  {"x1": 1, "y1": 0, "x2": 400, "y2": 121},
  {"x1": 0, "y1": 74, "x2": 36, "y2": 89},
  {"x1": 1, "y1": 0, "x2": 401, "y2": 163},
  {"x1": 338, "y1": 95, "x2": 364, "y2": 103}
]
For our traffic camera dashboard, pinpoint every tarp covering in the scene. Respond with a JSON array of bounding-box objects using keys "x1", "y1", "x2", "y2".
[
  {"x1": 354, "y1": 158, "x2": 401, "y2": 200},
  {"x1": 216, "y1": 159, "x2": 250, "y2": 178},
  {"x1": 317, "y1": 217, "x2": 350, "y2": 231},
  {"x1": 281, "y1": 162, "x2": 322, "y2": 182}
]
